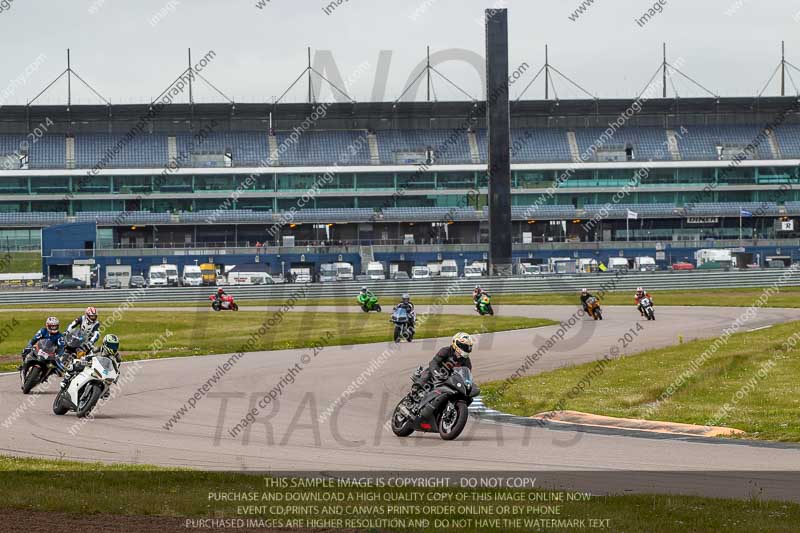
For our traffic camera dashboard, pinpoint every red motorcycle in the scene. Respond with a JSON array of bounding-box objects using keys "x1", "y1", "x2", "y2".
[{"x1": 210, "y1": 294, "x2": 239, "y2": 311}]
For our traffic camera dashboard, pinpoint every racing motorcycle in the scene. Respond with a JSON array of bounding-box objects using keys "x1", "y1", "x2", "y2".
[
  {"x1": 476, "y1": 293, "x2": 494, "y2": 316},
  {"x1": 64, "y1": 331, "x2": 89, "y2": 359},
  {"x1": 20, "y1": 339, "x2": 64, "y2": 394},
  {"x1": 358, "y1": 293, "x2": 382, "y2": 313},
  {"x1": 391, "y1": 307, "x2": 414, "y2": 342},
  {"x1": 53, "y1": 354, "x2": 118, "y2": 418},
  {"x1": 639, "y1": 296, "x2": 655, "y2": 321},
  {"x1": 586, "y1": 296, "x2": 603, "y2": 320},
  {"x1": 210, "y1": 294, "x2": 239, "y2": 311},
  {"x1": 391, "y1": 366, "x2": 479, "y2": 441}
]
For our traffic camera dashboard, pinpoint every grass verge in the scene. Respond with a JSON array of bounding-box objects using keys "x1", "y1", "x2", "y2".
[
  {"x1": 0, "y1": 311, "x2": 554, "y2": 372},
  {"x1": 0, "y1": 456, "x2": 798, "y2": 532},
  {"x1": 481, "y1": 321, "x2": 800, "y2": 442}
]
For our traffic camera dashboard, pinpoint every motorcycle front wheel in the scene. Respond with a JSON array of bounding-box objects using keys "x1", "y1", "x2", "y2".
[
  {"x1": 438, "y1": 400, "x2": 469, "y2": 441},
  {"x1": 393, "y1": 326, "x2": 403, "y2": 343},
  {"x1": 21, "y1": 366, "x2": 41, "y2": 394},
  {"x1": 391, "y1": 400, "x2": 415, "y2": 437},
  {"x1": 76, "y1": 383, "x2": 103, "y2": 418},
  {"x1": 52, "y1": 390, "x2": 69, "y2": 415}
]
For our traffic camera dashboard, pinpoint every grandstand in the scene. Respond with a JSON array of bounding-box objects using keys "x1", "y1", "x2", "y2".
[{"x1": 1, "y1": 96, "x2": 800, "y2": 275}]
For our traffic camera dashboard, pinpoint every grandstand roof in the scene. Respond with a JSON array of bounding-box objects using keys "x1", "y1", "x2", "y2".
[{"x1": 1, "y1": 96, "x2": 800, "y2": 133}]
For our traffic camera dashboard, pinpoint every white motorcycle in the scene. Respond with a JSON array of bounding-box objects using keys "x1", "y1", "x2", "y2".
[
  {"x1": 639, "y1": 296, "x2": 655, "y2": 321},
  {"x1": 53, "y1": 356, "x2": 118, "y2": 418}
]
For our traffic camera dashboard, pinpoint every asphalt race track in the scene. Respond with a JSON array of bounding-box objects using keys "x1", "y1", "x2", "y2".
[{"x1": 2, "y1": 305, "x2": 800, "y2": 501}]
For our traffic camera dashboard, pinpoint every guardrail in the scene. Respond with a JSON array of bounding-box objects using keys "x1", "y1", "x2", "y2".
[{"x1": 0, "y1": 269, "x2": 798, "y2": 305}]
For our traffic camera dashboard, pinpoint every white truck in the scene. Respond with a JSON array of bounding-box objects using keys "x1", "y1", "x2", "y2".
[
  {"x1": 147, "y1": 264, "x2": 168, "y2": 287},
  {"x1": 334, "y1": 262, "x2": 354, "y2": 281},
  {"x1": 228, "y1": 271, "x2": 272, "y2": 285},
  {"x1": 464, "y1": 265, "x2": 483, "y2": 278},
  {"x1": 366, "y1": 261, "x2": 386, "y2": 280},
  {"x1": 182, "y1": 265, "x2": 203, "y2": 286},
  {"x1": 607, "y1": 257, "x2": 630, "y2": 271},
  {"x1": 576, "y1": 258, "x2": 599, "y2": 273},
  {"x1": 105, "y1": 265, "x2": 131, "y2": 288},
  {"x1": 634, "y1": 256, "x2": 657, "y2": 272},
  {"x1": 440, "y1": 259, "x2": 458, "y2": 278},
  {"x1": 163, "y1": 263, "x2": 179, "y2": 286},
  {"x1": 548, "y1": 257, "x2": 575, "y2": 274},
  {"x1": 695, "y1": 249, "x2": 733, "y2": 268},
  {"x1": 515, "y1": 262, "x2": 541, "y2": 276},
  {"x1": 426, "y1": 262, "x2": 442, "y2": 277},
  {"x1": 319, "y1": 263, "x2": 337, "y2": 283}
]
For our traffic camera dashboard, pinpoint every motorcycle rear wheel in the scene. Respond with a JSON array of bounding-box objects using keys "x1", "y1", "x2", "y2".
[
  {"x1": 438, "y1": 400, "x2": 469, "y2": 440},
  {"x1": 21, "y1": 366, "x2": 41, "y2": 394},
  {"x1": 76, "y1": 383, "x2": 103, "y2": 418},
  {"x1": 391, "y1": 400, "x2": 415, "y2": 437},
  {"x1": 52, "y1": 390, "x2": 69, "y2": 415}
]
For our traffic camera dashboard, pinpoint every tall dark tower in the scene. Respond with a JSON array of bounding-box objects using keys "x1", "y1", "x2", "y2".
[{"x1": 485, "y1": 8, "x2": 512, "y2": 276}]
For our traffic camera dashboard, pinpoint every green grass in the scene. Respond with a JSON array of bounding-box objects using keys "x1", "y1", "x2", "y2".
[
  {"x1": 8, "y1": 286, "x2": 800, "y2": 310},
  {"x1": 482, "y1": 321, "x2": 800, "y2": 442},
  {"x1": 0, "y1": 251, "x2": 40, "y2": 274},
  {"x1": 0, "y1": 311, "x2": 555, "y2": 372},
  {"x1": 0, "y1": 456, "x2": 798, "y2": 532}
]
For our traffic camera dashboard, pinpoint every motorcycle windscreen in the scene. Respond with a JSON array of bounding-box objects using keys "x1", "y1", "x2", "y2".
[
  {"x1": 65, "y1": 333, "x2": 84, "y2": 349},
  {"x1": 451, "y1": 367, "x2": 473, "y2": 388},
  {"x1": 95, "y1": 356, "x2": 116, "y2": 375},
  {"x1": 37, "y1": 339, "x2": 57, "y2": 356}
]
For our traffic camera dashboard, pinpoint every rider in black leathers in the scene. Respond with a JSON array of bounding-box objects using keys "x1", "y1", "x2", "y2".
[{"x1": 413, "y1": 332, "x2": 474, "y2": 404}]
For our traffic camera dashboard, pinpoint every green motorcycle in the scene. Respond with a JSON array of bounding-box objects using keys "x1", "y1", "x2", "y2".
[
  {"x1": 476, "y1": 293, "x2": 494, "y2": 316},
  {"x1": 358, "y1": 292, "x2": 382, "y2": 313}
]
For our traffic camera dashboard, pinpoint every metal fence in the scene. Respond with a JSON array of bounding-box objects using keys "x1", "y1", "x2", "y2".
[{"x1": 0, "y1": 269, "x2": 798, "y2": 305}]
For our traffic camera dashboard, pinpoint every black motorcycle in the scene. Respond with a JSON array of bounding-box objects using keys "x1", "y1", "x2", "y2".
[
  {"x1": 20, "y1": 339, "x2": 63, "y2": 394},
  {"x1": 64, "y1": 331, "x2": 89, "y2": 359},
  {"x1": 391, "y1": 366, "x2": 479, "y2": 441},
  {"x1": 391, "y1": 307, "x2": 414, "y2": 342}
]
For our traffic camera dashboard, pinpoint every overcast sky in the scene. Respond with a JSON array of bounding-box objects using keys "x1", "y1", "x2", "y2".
[{"x1": 1, "y1": 0, "x2": 798, "y2": 105}]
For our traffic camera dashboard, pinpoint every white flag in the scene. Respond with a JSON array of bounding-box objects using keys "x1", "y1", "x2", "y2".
[{"x1": 627, "y1": 210, "x2": 639, "y2": 220}]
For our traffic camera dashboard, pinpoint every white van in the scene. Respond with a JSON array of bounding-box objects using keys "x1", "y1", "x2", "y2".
[
  {"x1": 182, "y1": 265, "x2": 203, "y2": 286},
  {"x1": 163, "y1": 264, "x2": 179, "y2": 286},
  {"x1": 147, "y1": 265, "x2": 168, "y2": 287},
  {"x1": 411, "y1": 266, "x2": 430, "y2": 279}
]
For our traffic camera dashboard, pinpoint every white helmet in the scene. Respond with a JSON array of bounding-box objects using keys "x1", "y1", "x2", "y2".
[
  {"x1": 451, "y1": 332, "x2": 474, "y2": 358},
  {"x1": 581, "y1": 288, "x2": 588, "y2": 295}
]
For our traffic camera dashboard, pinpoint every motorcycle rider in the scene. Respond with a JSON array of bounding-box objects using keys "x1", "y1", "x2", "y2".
[
  {"x1": 65, "y1": 306, "x2": 101, "y2": 354},
  {"x1": 579, "y1": 288, "x2": 596, "y2": 313},
  {"x1": 635, "y1": 287, "x2": 653, "y2": 316},
  {"x1": 394, "y1": 293, "x2": 416, "y2": 330},
  {"x1": 472, "y1": 285, "x2": 488, "y2": 311},
  {"x1": 413, "y1": 332, "x2": 474, "y2": 405},
  {"x1": 20, "y1": 316, "x2": 66, "y2": 370},
  {"x1": 61, "y1": 334, "x2": 121, "y2": 398},
  {"x1": 358, "y1": 286, "x2": 376, "y2": 309}
]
